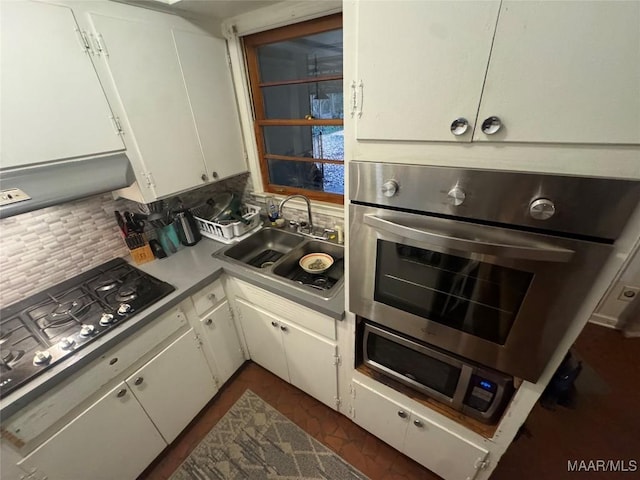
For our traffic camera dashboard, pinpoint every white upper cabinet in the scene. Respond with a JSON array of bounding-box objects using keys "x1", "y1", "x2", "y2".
[
  {"x1": 474, "y1": 1, "x2": 640, "y2": 144},
  {"x1": 0, "y1": 1, "x2": 124, "y2": 169},
  {"x1": 354, "y1": 0, "x2": 500, "y2": 143},
  {"x1": 87, "y1": 13, "x2": 207, "y2": 198},
  {"x1": 351, "y1": 0, "x2": 640, "y2": 146},
  {"x1": 173, "y1": 30, "x2": 247, "y2": 182},
  {"x1": 85, "y1": 11, "x2": 247, "y2": 202}
]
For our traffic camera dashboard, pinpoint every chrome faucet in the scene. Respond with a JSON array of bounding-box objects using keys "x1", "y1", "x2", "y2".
[{"x1": 278, "y1": 194, "x2": 313, "y2": 234}]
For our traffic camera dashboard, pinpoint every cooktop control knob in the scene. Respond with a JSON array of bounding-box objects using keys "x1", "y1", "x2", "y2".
[
  {"x1": 381, "y1": 180, "x2": 399, "y2": 198},
  {"x1": 59, "y1": 337, "x2": 75, "y2": 350},
  {"x1": 33, "y1": 350, "x2": 52, "y2": 365},
  {"x1": 117, "y1": 303, "x2": 132, "y2": 316},
  {"x1": 99, "y1": 313, "x2": 115, "y2": 326},
  {"x1": 529, "y1": 198, "x2": 556, "y2": 220},
  {"x1": 447, "y1": 186, "x2": 466, "y2": 206},
  {"x1": 80, "y1": 324, "x2": 96, "y2": 337}
]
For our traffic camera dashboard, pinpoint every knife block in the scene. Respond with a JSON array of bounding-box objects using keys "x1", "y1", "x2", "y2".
[{"x1": 123, "y1": 233, "x2": 154, "y2": 265}]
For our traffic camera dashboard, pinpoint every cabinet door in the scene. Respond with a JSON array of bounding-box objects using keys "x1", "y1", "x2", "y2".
[
  {"x1": 18, "y1": 382, "x2": 165, "y2": 480},
  {"x1": 351, "y1": 380, "x2": 409, "y2": 452},
  {"x1": 172, "y1": 30, "x2": 247, "y2": 181},
  {"x1": 235, "y1": 298, "x2": 289, "y2": 382},
  {"x1": 126, "y1": 329, "x2": 217, "y2": 443},
  {"x1": 87, "y1": 13, "x2": 206, "y2": 197},
  {"x1": 354, "y1": 0, "x2": 500, "y2": 142},
  {"x1": 404, "y1": 410, "x2": 488, "y2": 480},
  {"x1": 1, "y1": 1, "x2": 124, "y2": 169},
  {"x1": 281, "y1": 321, "x2": 338, "y2": 410},
  {"x1": 474, "y1": 1, "x2": 640, "y2": 145},
  {"x1": 201, "y1": 300, "x2": 245, "y2": 385}
]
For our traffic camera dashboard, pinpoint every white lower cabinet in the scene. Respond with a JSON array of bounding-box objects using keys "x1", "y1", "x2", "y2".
[
  {"x1": 352, "y1": 380, "x2": 489, "y2": 480},
  {"x1": 197, "y1": 300, "x2": 246, "y2": 386},
  {"x1": 125, "y1": 329, "x2": 218, "y2": 443},
  {"x1": 18, "y1": 328, "x2": 216, "y2": 480},
  {"x1": 18, "y1": 381, "x2": 165, "y2": 480},
  {"x1": 186, "y1": 280, "x2": 246, "y2": 387},
  {"x1": 235, "y1": 297, "x2": 339, "y2": 410}
]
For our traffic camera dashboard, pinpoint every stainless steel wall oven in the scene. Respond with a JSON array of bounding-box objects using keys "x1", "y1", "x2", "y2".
[{"x1": 350, "y1": 161, "x2": 640, "y2": 387}]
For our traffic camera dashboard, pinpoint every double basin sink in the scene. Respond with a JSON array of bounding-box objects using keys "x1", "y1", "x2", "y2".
[{"x1": 217, "y1": 227, "x2": 344, "y2": 299}]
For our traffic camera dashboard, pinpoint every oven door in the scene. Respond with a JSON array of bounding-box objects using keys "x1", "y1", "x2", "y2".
[{"x1": 349, "y1": 203, "x2": 612, "y2": 382}]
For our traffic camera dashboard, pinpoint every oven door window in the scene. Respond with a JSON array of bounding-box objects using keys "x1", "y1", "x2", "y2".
[{"x1": 374, "y1": 240, "x2": 533, "y2": 344}]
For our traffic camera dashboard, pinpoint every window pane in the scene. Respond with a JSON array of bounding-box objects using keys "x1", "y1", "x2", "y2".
[
  {"x1": 267, "y1": 160, "x2": 344, "y2": 194},
  {"x1": 257, "y1": 29, "x2": 342, "y2": 83},
  {"x1": 263, "y1": 80, "x2": 344, "y2": 119},
  {"x1": 263, "y1": 126, "x2": 344, "y2": 160}
]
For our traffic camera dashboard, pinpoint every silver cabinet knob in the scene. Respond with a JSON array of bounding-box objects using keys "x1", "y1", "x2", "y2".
[
  {"x1": 134, "y1": 377, "x2": 144, "y2": 386},
  {"x1": 447, "y1": 186, "x2": 466, "y2": 206},
  {"x1": 117, "y1": 388, "x2": 127, "y2": 398},
  {"x1": 381, "y1": 180, "x2": 399, "y2": 198},
  {"x1": 207, "y1": 293, "x2": 216, "y2": 302},
  {"x1": 212, "y1": 171, "x2": 219, "y2": 180},
  {"x1": 450, "y1": 118, "x2": 469, "y2": 136},
  {"x1": 280, "y1": 325, "x2": 288, "y2": 332},
  {"x1": 201, "y1": 173, "x2": 208, "y2": 182},
  {"x1": 397, "y1": 410, "x2": 407, "y2": 418},
  {"x1": 529, "y1": 198, "x2": 556, "y2": 220},
  {"x1": 205, "y1": 318, "x2": 213, "y2": 326},
  {"x1": 413, "y1": 419, "x2": 423, "y2": 428},
  {"x1": 481, "y1": 116, "x2": 502, "y2": 135},
  {"x1": 271, "y1": 321, "x2": 278, "y2": 327}
]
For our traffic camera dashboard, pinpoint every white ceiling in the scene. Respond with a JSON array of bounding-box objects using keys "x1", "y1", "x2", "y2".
[{"x1": 125, "y1": 0, "x2": 279, "y2": 20}]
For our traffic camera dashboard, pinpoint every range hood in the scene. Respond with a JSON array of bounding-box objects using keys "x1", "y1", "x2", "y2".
[{"x1": 0, "y1": 153, "x2": 135, "y2": 218}]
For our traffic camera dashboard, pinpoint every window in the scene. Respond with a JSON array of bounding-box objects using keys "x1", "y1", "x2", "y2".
[{"x1": 243, "y1": 14, "x2": 343, "y2": 204}]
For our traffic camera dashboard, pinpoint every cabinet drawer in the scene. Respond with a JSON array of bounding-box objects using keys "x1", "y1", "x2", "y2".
[
  {"x1": 191, "y1": 280, "x2": 225, "y2": 317},
  {"x1": 2, "y1": 307, "x2": 187, "y2": 446},
  {"x1": 231, "y1": 279, "x2": 336, "y2": 340}
]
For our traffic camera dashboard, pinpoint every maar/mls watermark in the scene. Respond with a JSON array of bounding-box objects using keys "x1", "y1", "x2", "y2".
[{"x1": 568, "y1": 459, "x2": 638, "y2": 473}]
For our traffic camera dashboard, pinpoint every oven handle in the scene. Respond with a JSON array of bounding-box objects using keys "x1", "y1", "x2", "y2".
[{"x1": 364, "y1": 214, "x2": 574, "y2": 262}]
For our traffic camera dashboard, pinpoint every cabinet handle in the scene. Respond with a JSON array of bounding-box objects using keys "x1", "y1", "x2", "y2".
[
  {"x1": 271, "y1": 321, "x2": 278, "y2": 327},
  {"x1": 134, "y1": 377, "x2": 144, "y2": 386},
  {"x1": 205, "y1": 318, "x2": 213, "y2": 326},
  {"x1": 116, "y1": 388, "x2": 127, "y2": 398},
  {"x1": 397, "y1": 410, "x2": 407, "y2": 418},
  {"x1": 201, "y1": 173, "x2": 208, "y2": 182},
  {"x1": 413, "y1": 419, "x2": 423, "y2": 428},
  {"x1": 212, "y1": 171, "x2": 219, "y2": 180},
  {"x1": 207, "y1": 293, "x2": 217, "y2": 302},
  {"x1": 481, "y1": 116, "x2": 502, "y2": 135},
  {"x1": 280, "y1": 325, "x2": 288, "y2": 332},
  {"x1": 450, "y1": 118, "x2": 469, "y2": 136},
  {"x1": 109, "y1": 357, "x2": 118, "y2": 365}
]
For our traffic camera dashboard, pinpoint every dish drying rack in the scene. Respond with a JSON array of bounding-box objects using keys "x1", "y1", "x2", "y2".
[{"x1": 192, "y1": 203, "x2": 262, "y2": 244}]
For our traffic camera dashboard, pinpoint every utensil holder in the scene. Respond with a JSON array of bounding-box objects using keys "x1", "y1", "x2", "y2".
[{"x1": 156, "y1": 223, "x2": 181, "y2": 256}]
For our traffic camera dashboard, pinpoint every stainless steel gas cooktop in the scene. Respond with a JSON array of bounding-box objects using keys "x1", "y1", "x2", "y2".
[{"x1": 0, "y1": 258, "x2": 174, "y2": 396}]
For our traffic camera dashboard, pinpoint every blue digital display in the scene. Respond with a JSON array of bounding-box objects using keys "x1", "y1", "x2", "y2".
[{"x1": 479, "y1": 380, "x2": 494, "y2": 390}]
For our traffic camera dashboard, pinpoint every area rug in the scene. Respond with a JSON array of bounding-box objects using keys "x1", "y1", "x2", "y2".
[{"x1": 169, "y1": 390, "x2": 369, "y2": 480}]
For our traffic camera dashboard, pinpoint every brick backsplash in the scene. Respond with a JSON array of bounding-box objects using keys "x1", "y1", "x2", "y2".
[
  {"x1": 0, "y1": 172, "x2": 342, "y2": 308},
  {"x1": 0, "y1": 193, "x2": 137, "y2": 307},
  {"x1": 0, "y1": 174, "x2": 251, "y2": 308}
]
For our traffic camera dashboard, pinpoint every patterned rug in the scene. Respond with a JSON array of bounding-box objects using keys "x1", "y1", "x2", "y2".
[{"x1": 169, "y1": 390, "x2": 369, "y2": 480}]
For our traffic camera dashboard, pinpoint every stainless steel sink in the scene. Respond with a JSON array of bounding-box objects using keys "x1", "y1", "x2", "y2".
[
  {"x1": 218, "y1": 227, "x2": 344, "y2": 298},
  {"x1": 222, "y1": 227, "x2": 306, "y2": 267}
]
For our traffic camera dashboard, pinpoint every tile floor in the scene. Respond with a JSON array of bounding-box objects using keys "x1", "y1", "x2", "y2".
[{"x1": 140, "y1": 323, "x2": 639, "y2": 480}]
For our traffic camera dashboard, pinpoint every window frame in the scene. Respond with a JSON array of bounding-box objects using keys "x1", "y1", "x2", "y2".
[{"x1": 243, "y1": 13, "x2": 344, "y2": 205}]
